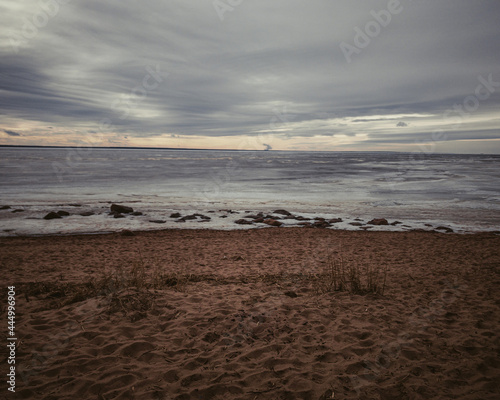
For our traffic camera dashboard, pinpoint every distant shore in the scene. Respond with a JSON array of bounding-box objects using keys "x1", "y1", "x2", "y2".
[
  {"x1": 0, "y1": 144, "x2": 258, "y2": 151},
  {"x1": 3, "y1": 144, "x2": 490, "y2": 155}
]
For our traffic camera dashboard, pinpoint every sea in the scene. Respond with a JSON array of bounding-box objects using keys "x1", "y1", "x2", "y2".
[{"x1": 1, "y1": 147, "x2": 499, "y2": 236}]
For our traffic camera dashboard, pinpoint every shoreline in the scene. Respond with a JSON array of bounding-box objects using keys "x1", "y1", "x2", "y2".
[
  {"x1": 2, "y1": 202, "x2": 499, "y2": 237},
  {"x1": 1, "y1": 225, "x2": 500, "y2": 240}
]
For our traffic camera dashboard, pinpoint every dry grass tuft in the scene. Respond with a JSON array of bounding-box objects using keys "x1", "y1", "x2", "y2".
[
  {"x1": 315, "y1": 252, "x2": 387, "y2": 295},
  {"x1": 20, "y1": 257, "x2": 188, "y2": 313},
  {"x1": 20, "y1": 248, "x2": 388, "y2": 316}
]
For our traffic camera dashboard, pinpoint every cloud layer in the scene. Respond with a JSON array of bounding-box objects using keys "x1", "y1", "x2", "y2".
[{"x1": 1, "y1": 0, "x2": 499, "y2": 152}]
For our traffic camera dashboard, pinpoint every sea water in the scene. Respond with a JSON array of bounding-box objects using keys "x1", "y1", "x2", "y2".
[{"x1": 1, "y1": 147, "x2": 499, "y2": 236}]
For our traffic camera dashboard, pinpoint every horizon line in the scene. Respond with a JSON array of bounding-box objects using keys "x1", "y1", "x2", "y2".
[{"x1": 0, "y1": 144, "x2": 497, "y2": 155}]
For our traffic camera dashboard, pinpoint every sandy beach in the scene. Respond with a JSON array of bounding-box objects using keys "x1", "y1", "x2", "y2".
[{"x1": 1, "y1": 228, "x2": 499, "y2": 399}]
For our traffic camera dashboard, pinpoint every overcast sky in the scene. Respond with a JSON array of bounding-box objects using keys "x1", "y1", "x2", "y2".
[{"x1": 1, "y1": 0, "x2": 499, "y2": 153}]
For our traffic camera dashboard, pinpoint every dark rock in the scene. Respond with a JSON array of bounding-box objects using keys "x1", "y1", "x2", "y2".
[
  {"x1": 121, "y1": 229, "x2": 135, "y2": 236},
  {"x1": 284, "y1": 215, "x2": 296, "y2": 220},
  {"x1": 0, "y1": 205, "x2": 11, "y2": 210},
  {"x1": 265, "y1": 215, "x2": 281, "y2": 220},
  {"x1": 12, "y1": 209, "x2": 24, "y2": 213},
  {"x1": 113, "y1": 213, "x2": 125, "y2": 219},
  {"x1": 110, "y1": 204, "x2": 134, "y2": 214},
  {"x1": 284, "y1": 291, "x2": 298, "y2": 298},
  {"x1": 329, "y1": 218, "x2": 343, "y2": 223},
  {"x1": 180, "y1": 214, "x2": 197, "y2": 221},
  {"x1": 314, "y1": 217, "x2": 326, "y2": 221},
  {"x1": 149, "y1": 220, "x2": 166, "y2": 224},
  {"x1": 435, "y1": 226, "x2": 454, "y2": 233},
  {"x1": 368, "y1": 218, "x2": 389, "y2": 225},
  {"x1": 170, "y1": 212, "x2": 182, "y2": 218},
  {"x1": 312, "y1": 220, "x2": 331, "y2": 228},
  {"x1": 44, "y1": 212, "x2": 62, "y2": 220},
  {"x1": 253, "y1": 218, "x2": 265, "y2": 223},
  {"x1": 349, "y1": 222, "x2": 364, "y2": 226},
  {"x1": 131, "y1": 211, "x2": 143, "y2": 216},
  {"x1": 354, "y1": 218, "x2": 363, "y2": 221},
  {"x1": 391, "y1": 221, "x2": 403, "y2": 226},
  {"x1": 175, "y1": 219, "x2": 186, "y2": 223},
  {"x1": 244, "y1": 214, "x2": 259, "y2": 219},
  {"x1": 219, "y1": 215, "x2": 227, "y2": 218},
  {"x1": 68, "y1": 203, "x2": 82, "y2": 207},
  {"x1": 424, "y1": 223, "x2": 433, "y2": 227},
  {"x1": 195, "y1": 214, "x2": 211, "y2": 220},
  {"x1": 264, "y1": 219, "x2": 282, "y2": 227},
  {"x1": 295, "y1": 216, "x2": 311, "y2": 221},
  {"x1": 235, "y1": 219, "x2": 253, "y2": 225},
  {"x1": 79, "y1": 211, "x2": 95, "y2": 217},
  {"x1": 219, "y1": 209, "x2": 238, "y2": 214},
  {"x1": 57, "y1": 210, "x2": 70, "y2": 216},
  {"x1": 273, "y1": 209, "x2": 292, "y2": 216}
]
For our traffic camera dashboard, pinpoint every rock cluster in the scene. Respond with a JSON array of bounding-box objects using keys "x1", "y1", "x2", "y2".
[
  {"x1": 435, "y1": 226, "x2": 454, "y2": 233},
  {"x1": 44, "y1": 212, "x2": 62, "y2": 220},
  {"x1": 233, "y1": 209, "x2": 345, "y2": 229},
  {"x1": 110, "y1": 204, "x2": 134, "y2": 214},
  {"x1": 110, "y1": 204, "x2": 134, "y2": 218},
  {"x1": 176, "y1": 214, "x2": 211, "y2": 223},
  {"x1": 108, "y1": 204, "x2": 142, "y2": 218},
  {"x1": 368, "y1": 218, "x2": 389, "y2": 225},
  {"x1": 36, "y1": 203, "x2": 435, "y2": 233},
  {"x1": 43, "y1": 210, "x2": 71, "y2": 220}
]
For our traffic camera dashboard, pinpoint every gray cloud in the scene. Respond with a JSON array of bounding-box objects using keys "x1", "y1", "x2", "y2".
[
  {"x1": 1, "y1": 0, "x2": 500, "y2": 152},
  {"x1": 3, "y1": 129, "x2": 21, "y2": 136}
]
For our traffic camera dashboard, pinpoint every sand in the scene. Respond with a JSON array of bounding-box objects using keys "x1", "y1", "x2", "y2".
[{"x1": 1, "y1": 228, "x2": 499, "y2": 399}]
